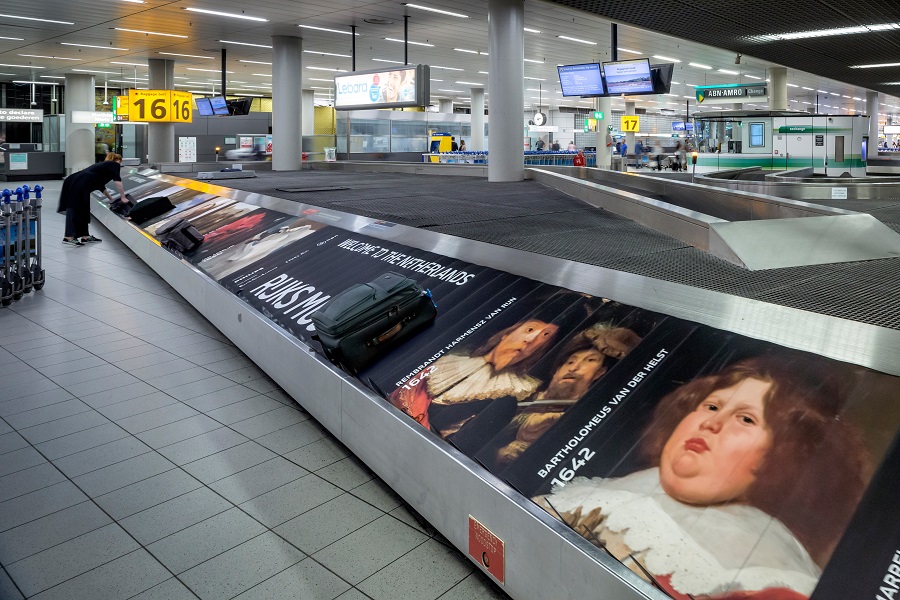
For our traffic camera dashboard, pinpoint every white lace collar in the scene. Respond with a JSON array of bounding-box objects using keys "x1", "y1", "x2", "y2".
[
  {"x1": 427, "y1": 354, "x2": 540, "y2": 405},
  {"x1": 545, "y1": 468, "x2": 820, "y2": 597}
]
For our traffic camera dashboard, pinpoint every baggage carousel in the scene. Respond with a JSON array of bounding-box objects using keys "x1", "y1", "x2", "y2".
[{"x1": 93, "y1": 167, "x2": 900, "y2": 600}]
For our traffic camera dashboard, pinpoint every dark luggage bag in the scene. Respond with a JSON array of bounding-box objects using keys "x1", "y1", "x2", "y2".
[
  {"x1": 128, "y1": 196, "x2": 175, "y2": 224},
  {"x1": 156, "y1": 218, "x2": 204, "y2": 253},
  {"x1": 311, "y1": 272, "x2": 436, "y2": 373}
]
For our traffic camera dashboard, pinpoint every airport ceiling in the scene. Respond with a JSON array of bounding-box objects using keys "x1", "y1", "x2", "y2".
[{"x1": 0, "y1": 0, "x2": 898, "y2": 119}]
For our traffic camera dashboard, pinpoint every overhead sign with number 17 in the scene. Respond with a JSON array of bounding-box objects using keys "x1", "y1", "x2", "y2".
[
  {"x1": 127, "y1": 89, "x2": 193, "y2": 123},
  {"x1": 620, "y1": 115, "x2": 640, "y2": 132}
]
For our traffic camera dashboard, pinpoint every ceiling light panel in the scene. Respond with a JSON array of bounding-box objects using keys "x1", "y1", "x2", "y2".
[
  {"x1": 385, "y1": 37, "x2": 433, "y2": 46},
  {"x1": 404, "y1": 4, "x2": 469, "y2": 18},
  {"x1": 0, "y1": 63, "x2": 44, "y2": 69},
  {"x1": 304, "y1": 51, "x2": 351, "y2": 58},
  {"x1": 0, "y1": 14, "x2": 74, "y2": 24},
  {"x1": 558, "y1": 35, "x2": 596, "y2": 45},
  {"x1": 653, "y1": 55, "x2": 681, "y2": 62},
  {"x1": 185, "y1": 8, "x2": 267, "y2": 21},
  {"x1": 219, "y1": 40, "x2": 272, "y2": 48},
  {"x1": 19, "y1": 54, "x2": 80, "y2": 61},
  {"x1": 689, "y1": 62, "x2": 711, "y2": 69},
  {"x1": 160, "y1": 52, "x2": 213, "y2": 59},
  {"x1": 298, "y1": 25, "x2": 358, "y2": 35},
  {"x1": 114, "y1": 28, "x2": 187, "y2": 38},
  {"x1": 61, "y1": 43, "x2": 128, "y2": 50}
]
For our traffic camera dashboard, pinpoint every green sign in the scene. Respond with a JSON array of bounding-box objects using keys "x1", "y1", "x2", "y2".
[
  {"x1": 583, "y1": 119, "x2": 590, "y2": 133},
  {"x1": 593, "y1": 111, "x2": 604, "y2": 119},
  {"x1": 695, "y1": 83, "x2": 767, "y2": 103}
]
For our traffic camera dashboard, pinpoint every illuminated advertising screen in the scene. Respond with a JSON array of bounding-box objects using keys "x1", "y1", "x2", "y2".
[
  {"x1": 557, "y1": 63, "x2": 605, "y2": 97},
  {"x1": 603, "y1": 59, "x2": 654, "y2": 94},
  {"x1": 334, "y1": 64, "x2": 430, "y2": 110}
]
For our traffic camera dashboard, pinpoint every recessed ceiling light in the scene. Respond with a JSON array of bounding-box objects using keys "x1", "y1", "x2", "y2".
[
  {"x1": 304, "y1": 50, "x2": 351, "y2": 58},
  {"x1": 688, "y1": 62, "x2": 711, "y2": 69},
  {"x1": 239, "y1": 60, "x2": 272, "y2": 66},
  {"x1": 718, "y1": 68, "x2": 739, "y2": 75},
  {"x1": 817, "y1": 89, "x2": 828, "y2": 93},
  {"x1": 558, "y1": 35, "x2": 596, "y2": 45},
  {"x1": 0, "y1": 63, "x2": 45, "y2": 69},
  {"x1": 40, "y1": 75, "x2": 66, "y2": 79},
  {"x1": 524, "y1": 27, "x2": 541, "y2": 34},
  {"x1": 385, "y1": 37, "x2": 433, "y2": 46},
  {"x1": 110, "y1": 62, "x2": 146, "y2": 67},
  {"x1": 456, "y1": 81, "x2": 482, "y2": 86},
  {"x1": 802, "y1": 86, "x2": 813, "y2": 90},
  {"x1": 852, "y1": 96, "x2": 862, "y2": 101},
  {"x1": 744, "y1": 75, "x2": 762, "y2": 80},
  {"x1": 72, "y1": 68, "x2": 117, "y2": 74},
  {"x1": 478, "y1": 71, "x2": 488, "y2": 75},
  {"x1": 19, "y1": 54, "x2": 80, "y2": 61},
  {"x1": 403, "y1": 4, "x2": 469, "y2": 18},
  {"x1": 120, "y1": 0, "x2": 145, "y2": 3},
  {"x1": 251, "y1": 73, "x2": 272, "y2": 77},
  {"x1": 219, "y1": 40, "x2": 272, "y2": 48},
  {"x1": 454, "y1": 48, "x2": 477, "y2": 54},
  {"x1": 298, "y1": 25, "x2": 358, "y2": 35},
  {"x1": 0, "y1": 14, "x2": 74, "y2": 25},
  {"x1": 432, "y1": 65, "x2": 463, "y2": 71},
  {"x1": 437, "y1": 89, "x2": 459, "y2": 93},
  {"x1": 850, "y1": 61, "x2": 900, "y2": 69},
  {"x1": 617, "y1": 48, "x2": 641, "y2": 55},
  {"x1": 0, "y1": 36, "x2": 25, "y2": 41},
  {"x1": 114, "y1": 28, "x2": 187, "y2": 38},
  {"x1": 524, "y1": 58, "x2": 543, "y2": 64},
  {"x1": 753, "y1": 22, "x2": 899, "y2": 41},
  {"x1": 308, "y1": 78, "x2": 333, "y2": 82},
  {"x1": 160, "y1": 52, "x2": 214, "y2": 59},
  {"x1": 188, "y1": 68, "x2": 234, "y2": 73},
  {"x1": 786, "y1": 83, "x2": 799, "y2": 87},
  {"x1": 372, "y1": 58, "x2": 404, "y2": 63},
  {"x1": 61, "y1": 43, "x2": 128, "y2": 50},
  {"x1": 524, "y1": 76, "x2": 546, "y2": 81},
  {"x1": 307, "y1": 66, "x2": 345, "y2": 72},
  {"x1": 429, "y1": 78, "x2": 443, "y2": 82},
  {"x1": 653, "y1": 55, "x2": 681, "y2": 62},
  {"x1": 185, "y1": 8, "x2": 267, "y2": 21},
  {"x1": 13, "y1": 80, "x2": 58, "y2": 85}
]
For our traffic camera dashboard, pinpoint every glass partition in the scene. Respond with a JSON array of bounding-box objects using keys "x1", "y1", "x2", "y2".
[{"x1": 336, "y1": 110, "x2": 486, "y2": 154}]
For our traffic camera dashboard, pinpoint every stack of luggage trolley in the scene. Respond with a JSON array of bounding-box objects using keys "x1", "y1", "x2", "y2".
[{"x1": 1, "y1": 184, "x2": 46, "y2": 306}]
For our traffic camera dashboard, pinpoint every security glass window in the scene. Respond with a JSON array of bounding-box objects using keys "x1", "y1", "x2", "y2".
[{"x1": 750, "y1": 122, "x2": 765, "y2": 147}]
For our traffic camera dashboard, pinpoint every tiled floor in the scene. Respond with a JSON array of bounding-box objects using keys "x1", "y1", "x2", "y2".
[{"x1": 0, "y1": 181, "x2": 508, "y2": 600}]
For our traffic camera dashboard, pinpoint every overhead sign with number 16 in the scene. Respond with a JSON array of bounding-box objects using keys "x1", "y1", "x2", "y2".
[{"x1": 127, "y1": 89, "x2": 193, "y2": 123}]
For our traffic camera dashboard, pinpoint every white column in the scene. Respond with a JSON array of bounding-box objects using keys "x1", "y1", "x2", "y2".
[
  {"x1": 769, "y1": 66, "x2": 788, "y2": 111},
  {"x1": 866, "y1": 91, "x2": 879, "y2": 145},
  {"x1": 487, "y1": 0, "x2": 524, "y2": 182},
  {"x1": 64, "y1": 74, "x2": 95, "y2": 174},
  {"x1": 470, "y1": 87, "x2": 485, "y2": 151},
  {"x1": 595, "y1": 96, "x2": 611, "y2": 169},
  {"x1": 301, "y1": 89, "x2": 315, "y2": 136},
  {"x1": 438, "y1": 99, "x2": 454, "y2": 113},
  {"x1": 272, "y1": 36, "x2": 303, "y2": 171},
  {"x1": 147, "y1": 59, "x2": 175, "y2": 163}
]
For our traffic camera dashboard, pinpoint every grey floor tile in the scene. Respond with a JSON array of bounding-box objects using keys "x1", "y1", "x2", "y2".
[
  {"x1": 4, "y1": 399, "x2": 92, "y2": 430},
  {"x1": 180, "y1": 441, "x2": 278, "y2": 485},
  {"x1": 15, "y1": 343, "x2": 79, "y2": 361},
  {"x1": 334, "y1": 589, "x2": 371, "y2": 600},
  {"x1": 79, "y1": 381, "x2": 159, "y2": 409},
  {"x1": 389, "y1": 505, "x2": 432, "y2": 535},
  {"x1": 202, "y1": 356, "x2": 255, "y2": 375},
  {"x1": 72, "y1": 330, "x2": 134, "y2": 346},
  {"x1": 129, "y1": 577, "x2": 198, "y2": 600},
  {"x1": 52, "y1": 436, "x2": 152, "y2": 478},
  {"x1": 166, "y1": 375, "x2": 238, "y2": 402},
  {"x1": 264, "y1": 389, "x2": 297, "y2": 405},
  {"x1": 35, "y1": 356, "x2": 108, "y2": 378},
  {"x1": 254, "y1": 419, "x2": 327, "y2": 455},
  {"x1": 0, "y1": 431, "x2": 29, "y2": 455},
  {"x1": 156, "y1": 426, "x2": 249, "y2": 466},
  {"x1": 35, "y1": 422, "x2": 130, "y2": 460},
  {"x1": 147, "y1": 507, "x2": 266, "y2": 574},
  {"x1": 0, "y1": 388, "x2": 75, "y2": 419},
  {"x1": 222, "y1": 365, "x2": 269, "y2": 385},
  {"x1": 136, "y1": 414, "x2": 223, "y2": 449},
  {"x1": 349, "y1": 479, "x2": 403, "y2": 513},
  {"x1": 0, "y1": 420, "x2": 13, "y2": 435},
  {"x1": 0, "y1": 446, "x2": 47, "y2": 478},
  {"x1": 144, "y1": 367, "x2": 217, "y2": 391},
  {"x1": 4, "y1": 523, "x2": 140, "y2": 597},
  {"x1": 19, "y1": 410, "x2": 110, "y2": 445},
  {"x1": 26, "y1": 349, "x2": 96, "y2": 369},
  {"x1": 234, "y1": 558, "x2": 351, "y2": 600},
  {"x1": 181, "y1": 384, "x2": 260, "y2": 412},
  {"x1": 93, "y1": 467, "x2": 202, "y2": 520},
  {"x1": 48, "y1": 364, "x2": 123, "y2": 387},
  {"x1": 168, "y1": 339, "x2": 235, "y2": 360},
  {"x1": 117, "y1": 402, "x2": 200, "y2": 434},
  {"x1": 72, "y1": 451, "x2": 174, "y2": 497},
  {"x1": 275, "y1": 493, "x2": 384, "y2": 555},
  {"x1": 239, "y1": 473, "x2": 343, "y2": 528},
  {"x1": 130, "y1": 358, "x2": 201, "y2": 382},
  {"x1": 119, "y1": 487, "x2": 233, "y2": 545},
  {"x1": 113, "y1": 350, "x2": 183, "y2": 372},
  {"x1": 65, "y1": 373, "x2": 142, "y2": 398},
  {"x1": 100, "y1": 343, "x2": 167, "y2": 363},
  {"x1": 244, "y1": 377, "x2": 281, "y2": 394},
  {"x1": 313, "y1": 515, "x2": 430, "y2": 585},
  {"x1": 0, "y1": 500, "x2": 112, "y2": 570},
  {"x1": 437, "y1": 571, "x2": 509, "y2": 600},
  {"x1": 189, "y1": 347, "x2": 243, "y2": 366},
  {"x1": 357, "y1": 538, "x2": 473, "y2": 600},
  {"x1": 0, "y1": 463, "x2": 67, "y2": 503},
  {"x1": 95, "y1": 391, "x2": 179, "y2": 421},
  {"x1": 209, "y1": 457, "x2": 308, "y2": 505},
  {"x1": 0, "y1": 567, "x2": 23, "y2": 600},
  {"x1": 0, "y1": 378, "x2": 60, "y2": 402},
  {"x1": 179, "y1": 532, "x2": 305, "y2": 600},
  {"x1": 27, "y1": 549, "x2": 171, "y2": 600},
  {"x1": 207, "y1": 395, "x2": 285, "y2": 425},
  {"x1": 285, "y1": 437, "x2": 350, "y2": 471},
  {"x1": 316, "y1": 456, "x2": 375, "y2": 492}
]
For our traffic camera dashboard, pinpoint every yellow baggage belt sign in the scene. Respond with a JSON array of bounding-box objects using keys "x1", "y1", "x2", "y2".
[
  {"x1": 126, "y1": 90, "x2": 193, "y2": 123},
  {"x1": 620, "y1": 115, "x2": 640, "y2": 132}
]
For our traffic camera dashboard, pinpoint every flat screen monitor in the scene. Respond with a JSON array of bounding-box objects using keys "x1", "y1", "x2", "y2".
[
  {"x1": 672, "y1": 122, "x2": 694, "y2": 132},
  {"x1": 557, "y1": 63, "x2": 605, "y2": 97},
  {"x1": 228, "y1": 98, "x2": 252, "y2": 116},
  {"x1": 209, "y1": 96, "x2": 230, "y2": 116},
  {"x1": 650, "y1": 62, "x2": 674, "y2": 94},
  {"x1": 603, "y1": 59, "x2": 654, "y2": 95},
  {"x1": 195, "y1": 97, "x2": 213, "y2": 117}
]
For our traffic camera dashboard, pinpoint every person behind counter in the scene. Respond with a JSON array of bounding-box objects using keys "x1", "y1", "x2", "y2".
[{"x1": 58, "y1": 153, "x2": 126, "y2": 246}]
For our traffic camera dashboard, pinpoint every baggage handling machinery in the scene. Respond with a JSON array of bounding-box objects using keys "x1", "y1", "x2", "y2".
[{"x1": 1, "y1": 184, "x2": 45, "y2": 306}]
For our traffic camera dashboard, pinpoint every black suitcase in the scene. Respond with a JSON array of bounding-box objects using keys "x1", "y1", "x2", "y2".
[
  {"x1": 128, "y1": 196, "x2": 175, "y2": 224},
  {"x1": 311, "y1": 272, "x2": 436, "y2": 373},
  {"x1": 156, "y1": 218, "x2": 204, "y2": 253}
]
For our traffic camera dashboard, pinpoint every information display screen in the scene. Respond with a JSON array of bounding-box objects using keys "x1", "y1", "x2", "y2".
[
  {"x1": 603, "y1": 59, "x2": 653, "y2": 94},
  {"x1": 195, "y1": 98, "x2": 213, "y2": 117},
  {"x1": 557, "y1": 63, "x2": 605, "y2": 97},
  {"x1": 209, "y1": 96, "x2": 229, "y2": 116},
  {"x1": 672, "y1": 122, "x2": 694, "y2": 131}
]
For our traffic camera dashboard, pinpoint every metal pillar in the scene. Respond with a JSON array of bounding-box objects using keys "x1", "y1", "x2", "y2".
[
  {"x1": 471, "y1": 87, "x2": 485, "y2": 151},
  {"x1": 625, "y1": 100, "x2": 635, "y2": 158},
  {"x1": 221, "y1": 49, "x2": 227, "y2": 98},
  {"x1": 866, "y1": 91, "x2": 879, "y2": 146},
  {"x1": 438, "y1": 99, "x2": 454, "y2": 113},
  {"x1": 272, "y1": 36, "x2": 303, "y2": 171},
  {"x1": 64, "y1": 74, "x2": 95, "y2": 174},
  {"x1": 148, "y1": 59, "x2": 175, "y2": 163},
  {"x1": 302, "y1": 89, "x2": 315, "y2": 136},
  {"x1": 487, "y1": 0, "x2": 524, "y2": 182},
  {"x1": 595, "y1": 96, "x2": 612, "y2": 169},
  {"x1": 769, "y1": 66, "x2": 788, "y2": 111}
]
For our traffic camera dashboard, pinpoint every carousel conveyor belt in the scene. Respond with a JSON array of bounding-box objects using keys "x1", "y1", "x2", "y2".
[{"x1": 186, "y1": 169, "x2": 900, "y2": 332}]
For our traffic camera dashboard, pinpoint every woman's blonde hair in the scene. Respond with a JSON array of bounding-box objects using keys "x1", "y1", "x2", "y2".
[{"x1": 105, "y1": 152, "x2": 123, "y2": 162}]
